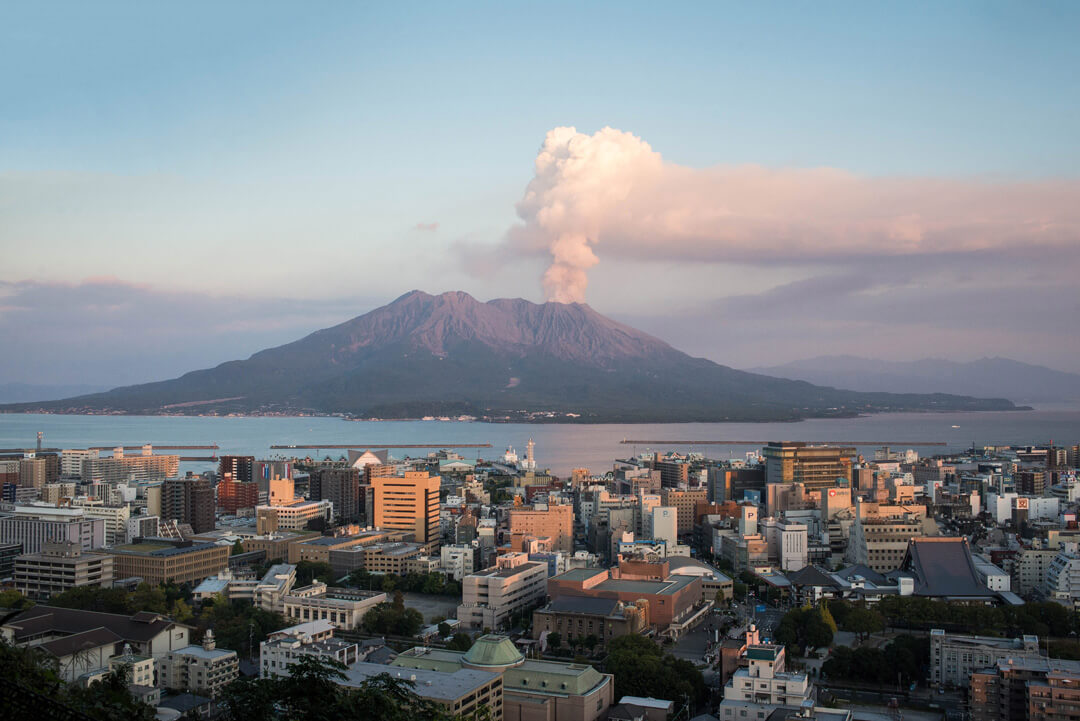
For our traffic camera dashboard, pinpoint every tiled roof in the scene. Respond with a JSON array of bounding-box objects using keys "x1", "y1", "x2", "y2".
[
  {"x1": 902, "y1": 537, "x2": 995, "y2": 598},
  {"x1": 3, "y1": 605, "x2": 187, "y2": 644}
]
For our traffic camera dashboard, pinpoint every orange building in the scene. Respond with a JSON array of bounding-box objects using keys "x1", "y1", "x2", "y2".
[
  {"x1": 217, "y1": 474, "x2": 259, "y2": 514},
  {"x1": 509, "y1": 502, "x2": 574, "y2": 553},
  {"x1": 660, "y1": 487, "x2": 708, "y2": 537},
  {"x1": 371, "y1": 471, "x2": 441, "y2": 550}
]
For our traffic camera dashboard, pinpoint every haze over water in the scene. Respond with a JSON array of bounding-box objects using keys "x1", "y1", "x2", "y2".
[{"x1": 2, "y1": 408, "x2": 1077, "y2": 477}]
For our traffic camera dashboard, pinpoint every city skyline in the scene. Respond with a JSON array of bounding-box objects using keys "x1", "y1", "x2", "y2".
[{"x1": 3, "y1": 2, "x2": 1079, "y2": 386}]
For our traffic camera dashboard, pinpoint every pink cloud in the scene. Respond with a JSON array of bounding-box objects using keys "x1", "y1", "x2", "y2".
[
  {"x1": 507, "y1": 126, "x2": 1080, "y2": 302},
  {"x1": 414, "y1": 222, "x2": 439, "y2": 232}
]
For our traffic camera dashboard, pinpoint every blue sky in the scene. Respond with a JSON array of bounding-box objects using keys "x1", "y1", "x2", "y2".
[{"x1": 2, "y1": 1, "x2": 1079, "y2": 384}]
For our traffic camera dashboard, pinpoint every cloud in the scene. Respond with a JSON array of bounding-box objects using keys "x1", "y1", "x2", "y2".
[
  {"x1": 502, "y1": 126, "x2": 1080, "y2": 302},
  {"x1": 414, "y1": 222, "x2": 439, "y2": 232},
  {"x1": 0, "y1": 279, "x2": 381, "y2": 385}
]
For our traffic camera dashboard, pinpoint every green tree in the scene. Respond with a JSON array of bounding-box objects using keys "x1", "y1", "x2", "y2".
[
  {"x1": 819, "y1": 601, "x2": 838, "y2": 634},
  {"x1": 603, "y1": 635, "x2": 706, "y2": 708},
  {"x1": 447, "y1": 633, "x2": 474, "y2": 652},
  {"x1": 130, "y1": 582, "x2": 169, "y2": 614},
  {"x1": 231, "y1": 539, "x2": 246, "y2": 556},
  {"x1": 0, "y1": 589, "x2": 32, "y2": 610},
  {"x1": 583, "y1": 634, "x2": 600, "y2": 655},
  {"x1": 296, "y1": 560, "x2": 335, "y2": 586},
  {"x1": 437, "y1": 621, "x2": 452, "y2": 638},
  {"x1": 845, "y1": 606, "x2": 884, "y2": 641},
  {"x1": 547, "y1": 632, "x2": 562, "y2": 651}
]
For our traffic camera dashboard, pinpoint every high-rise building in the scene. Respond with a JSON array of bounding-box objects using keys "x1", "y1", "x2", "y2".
[
  {"x1": 217, "y1": 474, "x2": 259, "y2": 515},
  {"x1": 660, "y1": 487, "x2": 708, "y2": 536},
  {"x1": 1015, "y1": 470, "x2": 1046, "y2": 495},
  {"x1": 763, "y1": 442, "x2": 855, "y2": 492},
  {"x1": 163, "y1": 477, "x2": 215, "y2": 534},
  {"x1": 218, "y1": 455, "x2": 255, "y2": 484},
  {"x1": 650, "y1": 454, "x2": 690, "y2": 488},
  {"x1": 18, "y1": 457, "x2": 48, "y2": 489},
  {"x1": 509, "y1": 501, "x2": 574, "y2": 553},
  {"x1": 371, "y1": 471, "x2": 441, "y2": 550},
  {"x1": 310, "y1": 468, "x2": 361, "y2": 524},
  {"x1": 0, "y1": 506, "x2": 106, "y2": 553},
  {"x1": 14, "y1": 540, "x2": 114, "y2": 600},
  {"x1": 61, "y1": 449, "x2": 97, "y2": 478}
]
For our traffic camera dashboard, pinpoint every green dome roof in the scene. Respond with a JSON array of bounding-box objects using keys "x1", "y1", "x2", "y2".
[{"x1": 462, "y1": 635, "x2": 524, "y2": 669}]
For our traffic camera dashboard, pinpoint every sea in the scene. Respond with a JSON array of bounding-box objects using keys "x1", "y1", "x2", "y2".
[{"x1": 2, "y1": 407, "x2": 1078, "y2": 477}]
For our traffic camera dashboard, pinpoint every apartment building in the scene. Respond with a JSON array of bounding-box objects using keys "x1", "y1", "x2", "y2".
[
  {"x1": 81, "y1": 505, "x2": 131, "y2": 546},
  {"x1": 14, "y1": 540, "x2": 114, "y2": 600},
  {"x1": 972, "y1": 657, "x2": 1080, "y2": 721},
  {"x1": 157, "y1": 631, "x2": 238, "y2": 698},
  {"x1": 162, "y1": 477, "x2": 215, "y2": 534},
  {"x1": 218, "y1": 456, "x2": 255, "y2": 484},
  {"x1": 509, "y1": 501, "x2": 574, "y2": 553},
  {"x1": 217, "y1": 474, "x2": 259, "y2": 514},
  {"x1": 82, "y1": 446, "x2": 179, "y2": 483},
  {"x1": 107, "y1": 538, "x2": 229, "y2": 586},
  {"x1": 847, "y1": 503, "x2": 931, "y2": 573},
  {"x1": 930, "y1": 629, "x2": 1041, "y2": 688},
  {"x1": 457, "y1": 552, "x2": 548, "y2": 630},
  {"x1": 310, "y1": 468, "x2": 361, "y2": 524},
  {"x1": 371, "y1": 471, "x2": 441, "y2": 550}
]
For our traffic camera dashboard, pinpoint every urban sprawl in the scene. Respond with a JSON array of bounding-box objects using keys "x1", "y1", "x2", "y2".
[{"x1": 2, "y1": 438, "x2": 1080, "y2": 721}]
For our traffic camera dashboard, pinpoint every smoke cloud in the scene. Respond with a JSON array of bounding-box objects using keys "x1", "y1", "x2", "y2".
[{"x1": 510, "y1": 126, "x2": 1080, "y2": 303}]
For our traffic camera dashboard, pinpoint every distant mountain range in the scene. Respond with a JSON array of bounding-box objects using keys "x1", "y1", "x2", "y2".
[
  {"x1": 0, "y1": 383, "x2": 110, "y2": 404},
  {"x1": 748, "y1": 356, "x2": 1080, "y2": 403},
  {"x1": 0, "y1": 291, "x2": 1023, "y2": 422}
]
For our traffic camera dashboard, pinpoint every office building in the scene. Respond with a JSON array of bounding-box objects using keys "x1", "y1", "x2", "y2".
[
  {"x1": 255, "y1": 499, "x2": 334, "y2": 534},
  {"x1": 532, "y1": 596, "x2": 648, "y2": 651},
  {"x1": 509, "y1": 501, "x2": 574, "y2": 553},
  {"x1": 646, "y1": 506, "x2": 678, "y2": 549},
  {"x1": 260, "y1": 620, "x2": 360, "y2": 678},
  {"x1": 660, "y1": 487, "x2": 707, "y2": 537},
  {"x1": 163, "y1": 477, "x2": 215, "y2": 534},
  {"x1": 61, "y1": 449, "x2": 96, "y2": 478},
  {"x1": 371, "y1": 471, "x2": 441, "y2": 550},
  {"x1": 281, "y1": 584, "x2": 386, "y2": 630},
  {"x1": 708, "y1": 467, "x2": 765, "y2": 503},
  {"x1": 107, "y1": 538, "x2": 229, "y2": 586},
  {"x1": 14, "y1": 540, "x2": 114, "y2": 599},
  {"x1": 310, "y1": 467, "x2": 361, "y2": 524},
  {"x1": 763, "y1": 442, "x2": 855, "y2": 492},
  {"x1": 457, "y1": 552, "x2": 548, "y2": 630},
  {"x1": 81, "y1": 505, "x2": 131, "y2": 546},
  {"x1": 0, "y1": 505, "x2": 106, "y2": 553},
  {"x1": 930, "y1": 629, "x2": 1041, "y2": 688}
]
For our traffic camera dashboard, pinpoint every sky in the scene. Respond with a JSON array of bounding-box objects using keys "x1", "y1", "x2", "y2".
[{"x1": 2, "y1": 1, "x2": 1079, "y2": 386}]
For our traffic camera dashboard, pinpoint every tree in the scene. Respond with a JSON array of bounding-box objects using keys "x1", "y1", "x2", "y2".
[
  {"x1": 0, "y1": 589, "x2": 32, "y2": 610},
  {"x1": 447, "y1": 633, "x2": 473, "y2": 651},
  {"x1": 231, "y1": 539, "x2": 246, "y2": 556},
  {"x1": 819, "y1": 601, "x2": 838, "y2": 634},
  {"x1": 603, "y1": 635, "x2": 707, "y2": 709},
  {"x1": 547, "y1": 632, "x2": 562, "y2": 651},
  {"x1": 437, "y1": 621, "x2": 452, "y2": 638},
  {"x1": 583, "y1": 634, "x2": 600, "y2": 655},
  {"x1": 845, "y1": 606, "x2": 884, "y2": 641},
  {"x1": 296, "y1": 560, "x2": 335, "y2": 586}
]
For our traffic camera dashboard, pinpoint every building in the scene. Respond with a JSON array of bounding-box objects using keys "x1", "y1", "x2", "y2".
[
  {"x1": 972, "y1": 657, "x2": 1080, "y2": 721},
  {"x1": 1044, "y1": 543, "x2": 1080, "y2": 610},
  {"x1": 371, "y1": 471, "x2": 441, "y2": 550},
  {"x1": 532, "y1": 595, "x2": 647, "y2": 650},
  {"x1": 1, "y1": 605, "x2": 192, "y2": 662},
  {"x1": 193, "y1": 563, "x2": 298, "y2": 612},
  {"x1": 218, "y1": 456, "x2": 255, "y2": 484},
  {"x1": 763, "y1": 442, "x2": 855, "y2": 492},
  {"x1": 60, "y1": 449, "x2": 96, "y2": 479},
  {"x1": 217, "y1": 474, "x2": 259, "y2": 514},
  {"x1": 646, "y1": 507, "x2": 678, "y2": 549},
  {"x1": 281, "y1": 584, "x2": 387, "y2": 630},
  {"x1": 126, "y1": 514, "x2": 160, "y2": 542},
  {"x1": 107, "y1": 538, "x2": 229, "y2": 586},
  {"x1": 1015, "y1": 470, "x2": 1046, "y2": 496},
  {"x1": 14, "y1": 540, "x2": 114, "y2": 600},
  {"x1": 255, "y1": 499, "x2": 334, "y2": 534},
  {"x1": 339, "y1": 659, "x2": 504, "y2": 720},
  {"x1": 718, "y1": 644, "x2": 815, "y2": 720},
  {"x1": 81, "y1": 446, "x2": 179, "y2": 483},
  {"x1": 440, "y1": 543, "x2": 477, "y2": 581},
  {"x1": 660, "y1": 488, "x2": 708, "y2": 537},
  {"x1": 930, "y1": 629, "x2": 1041, "y2": 688},
  {"x1": 547, "y1": 565, "x2": 704, "y2": 634},
  {"x1": 847, "y1": 505, "x2": 929, "y2": 573},
  {"x1": 392, "y1": 634, "x2": 615, "y2": 721},
  {"x1": 81, "y1": 505, "x2": 131, "y2": 546},
  {"x1": 162, "y1": 477, "x2": 215, "y2": 534},
  {"x1": 310, "y1": 468, "x2": 361, "y2": 524},
  {"x1": 0, "y1": 505, "x2": 106, "y2": 553},
  {"x1": 761, "y1": 517, "x2": 809, "y2": 572},
  {"x1": 900, "y1": 537, "x2": 998, "y2": 603},
  {"x1": 457, "y1": 552, "x2": 548, "y2": 630},
  {"x1": 260, "y1": 620, "x2": 359, "y2": 678},
  {"x1": 509, "y1": 501, "x2": 574, "y2": 553},
  {"x1": 0, "y1": 541, "x2": 22, "y2": 579},
  {"x1": 157, "y1": 631, "x2": 238, "y2": 698}
]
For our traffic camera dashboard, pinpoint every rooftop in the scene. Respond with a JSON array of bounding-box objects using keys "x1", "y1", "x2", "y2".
[
  {"x1": 594, "y1": 574, "x2": 698, "y2": 596},
  {"x1": 339, "y1": 661, "x2": 497, "y2": 701},
  {"x1": 544, "y1": 595, "x2": 621, "y2": 616},
  {"x1": 171, "y1": 643, "x2": 237, "y2": 661},
  {"x1": 553, "y1": 568, "x2": 607, "y2": 583},
  {"x1": 3, "y1": 605, "x2": 188, "y2": 644}
]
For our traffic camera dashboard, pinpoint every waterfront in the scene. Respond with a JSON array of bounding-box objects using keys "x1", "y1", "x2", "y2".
[{"x1": 1, "y1": 407, "x2": 1077, "y2": 476}]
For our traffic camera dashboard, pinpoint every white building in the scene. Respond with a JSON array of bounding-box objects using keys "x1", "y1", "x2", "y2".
[
  {"x1": 1045, "y1": 543, "x2": 1080, "y2": 610},
  {"x1": 761, "y1": 518, "x2": 808, "y2": 572},
  {"x1": 126, "y1": 515, "x2": 160, "y2": 541},
  {"x1": 738, "y1": 505, "x2": 759, "y2": 537},
  {"x1": 157, "y1": 631, "x2": 238, "y2": 698},
  {"x1": 929, "y1": 629, "x2": 1040, "y2": 688},
  {"x1": 0, "y1": 505, "x2": 106, "y2": 553},
  {"x1": 260, "y1": 619, "x2": 359, "y2": 678},
  {"x1": 647, "y1": 507, "x2": 678, "y2": 549},
  {"x1": 282, "y1": 584, "x2": 387, "y2": 630},
  {"x1": 457, "y1": 552, "x2": 548, "y2": 630},
  {"x1": 79, "y1": 505, "x2": 131, "y2": 546},
  {"x1": 973, "y1": 554, "x2": 1012, "y2": 592},
  {"x1": 440, "y1": 544, "x2": 477, "y2": 581}
]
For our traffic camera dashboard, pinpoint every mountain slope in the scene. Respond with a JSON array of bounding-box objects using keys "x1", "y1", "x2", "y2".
[
  {"x1": 1, "y1": 291, "x2": 1022, "y2": 422},
  {"x1": 748, "y1": 355, "x2": 1080, "y2": 403}
]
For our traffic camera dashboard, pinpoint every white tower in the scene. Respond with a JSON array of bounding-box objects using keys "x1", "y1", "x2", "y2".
[{"x1": 525, "y1": 439, "x2": 536, "y2": 471}]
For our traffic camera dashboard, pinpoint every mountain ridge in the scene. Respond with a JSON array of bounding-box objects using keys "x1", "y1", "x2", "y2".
[
  {"x1": 1, "y1": 291, "x2": 1024, "y2": 422},
  {"x1": 748, "y1": 355, "x2": 1080, "y2": 403}
]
